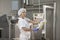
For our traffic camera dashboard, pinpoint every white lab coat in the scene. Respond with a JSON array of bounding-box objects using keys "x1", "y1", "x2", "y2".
[{"x1": 18, "y1": 18, "x2": 31, "y2": 40}]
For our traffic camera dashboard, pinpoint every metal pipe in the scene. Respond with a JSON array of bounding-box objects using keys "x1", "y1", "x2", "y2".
[
  {"x1": 53, "y1": 2, "x2": 56, "y2": 40},
  {"x1": 38, "y1": 0, "x2": 40, "y2": 13}
]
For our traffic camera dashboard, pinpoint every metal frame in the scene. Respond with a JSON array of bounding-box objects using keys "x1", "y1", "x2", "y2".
[
  {"x1": 43, "y1": 2, "x2": 56, "y2": 40},
  {"x1": 6, "y1": 15, "x2": 11, "y2": 40}
]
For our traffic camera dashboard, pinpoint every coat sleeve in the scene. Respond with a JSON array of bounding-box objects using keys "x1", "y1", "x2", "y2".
[{"x1": 18, "y1": 20, "x2": 26, "y2": 29}]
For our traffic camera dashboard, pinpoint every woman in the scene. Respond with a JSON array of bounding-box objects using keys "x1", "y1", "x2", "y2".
[{"x1": 18, "y1": 8, "x2": 39, "y2": 40}]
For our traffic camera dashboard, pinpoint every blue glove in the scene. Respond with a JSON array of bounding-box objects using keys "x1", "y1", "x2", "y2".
[{"x1": 33, "y1": 28, "x2": 39, "y2": 32}]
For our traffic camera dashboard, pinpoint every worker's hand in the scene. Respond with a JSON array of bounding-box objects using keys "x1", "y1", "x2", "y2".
[
  {"x1": 33, "y1": 28, "x2": 39, "y2": 32},
  {"x1": 33, "y1": 19, "x2": 40, "y2": 24}
]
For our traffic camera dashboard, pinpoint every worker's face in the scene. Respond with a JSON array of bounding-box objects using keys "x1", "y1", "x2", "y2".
[{"x1": 21, "y1": 12, "x2": 26, "y2": 17}]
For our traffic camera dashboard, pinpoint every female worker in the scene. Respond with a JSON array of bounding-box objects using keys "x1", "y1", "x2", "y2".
[{"x1": 18, "y1": 8, "x2": 39, "y2": 40}]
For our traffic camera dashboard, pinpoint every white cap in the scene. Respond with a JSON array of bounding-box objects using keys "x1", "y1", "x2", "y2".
[{"x1": 18, "y1": 8, "x2": 26, "y2": 16}]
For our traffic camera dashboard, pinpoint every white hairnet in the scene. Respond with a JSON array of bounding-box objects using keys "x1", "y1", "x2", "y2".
[{"x1": 18, "y1": 8, "x2": 26, "y2": 16}]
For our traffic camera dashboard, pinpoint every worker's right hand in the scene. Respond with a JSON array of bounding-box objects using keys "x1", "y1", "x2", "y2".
[{"x1": 32, "y1": 28, "x2": 39, "y2": 32}]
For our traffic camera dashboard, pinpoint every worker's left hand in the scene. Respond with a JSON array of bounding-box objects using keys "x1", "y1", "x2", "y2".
[{"x1": 33, "y1": 19, "x2": 40, "y2": 24}]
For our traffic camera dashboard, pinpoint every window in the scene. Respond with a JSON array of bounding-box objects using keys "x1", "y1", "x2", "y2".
[{"x1": 12, "y1": 1, "x2": 18, "y2": 10}]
